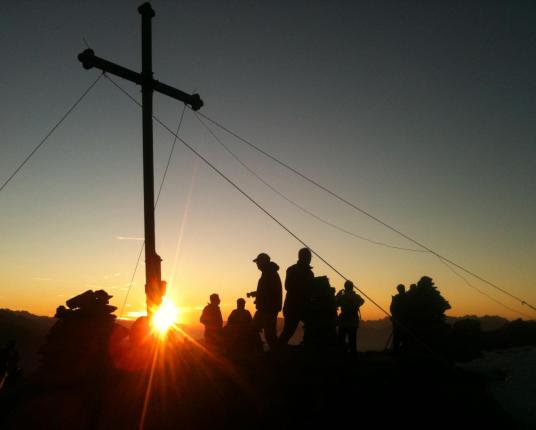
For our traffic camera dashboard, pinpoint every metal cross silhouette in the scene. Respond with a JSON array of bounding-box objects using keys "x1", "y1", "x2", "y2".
[{"x1": 78, "y1": 2, "x2": 203, "y2": 317}]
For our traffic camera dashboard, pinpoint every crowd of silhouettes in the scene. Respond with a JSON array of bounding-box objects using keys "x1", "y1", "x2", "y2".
[
  {"x1": 196, "y1": 249, "x2": 460, "y2": 358},
  {"x1": 2, "y1": 253, "x2": 456, "y2": 400},
  {"x1": 199, "y1": 248, "x2": 367, "y2": 355},
  {"x1": 390, "y1": 276, "x2": 451, "y2": 354}
]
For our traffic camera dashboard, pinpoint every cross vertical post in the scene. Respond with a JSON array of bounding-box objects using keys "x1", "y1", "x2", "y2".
[
  {"x1": 77, "y1": 2, "x2": 203, "y2": 320},
  {"x1": 139, "y1": 3, "x2": 161, "y2": 317}
]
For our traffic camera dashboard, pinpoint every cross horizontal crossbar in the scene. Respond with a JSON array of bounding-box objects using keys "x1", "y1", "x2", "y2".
[{"x1": 78, "y1": 49, "x2": 203, "y2": 111}]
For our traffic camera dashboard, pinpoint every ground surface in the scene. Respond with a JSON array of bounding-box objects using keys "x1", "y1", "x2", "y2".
[{"x1": 1, "y1": 340, "x2": 518, "y2": 430}]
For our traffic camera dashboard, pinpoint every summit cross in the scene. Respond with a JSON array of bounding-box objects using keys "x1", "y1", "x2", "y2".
[{"x1": 78, "y1": 2, "x2": 203, "y2": 317}]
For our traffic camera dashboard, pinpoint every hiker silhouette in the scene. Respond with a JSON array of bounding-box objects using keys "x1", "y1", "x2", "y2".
[
  {"x1": 390, "y1": 284, "x2": 408, "y2": 354},
  {"x1": 200, "y1": 293, "x2": 224, "y2": 348},
  {"x1": 279, "y1": 248, "x2": 315, "y2": 346},
  {"x1": 335, "y1": 280, "x2": 364, "y2": 354},
  {"x1": 250, "y1": 252, "x2": 282, "y2": 351}
]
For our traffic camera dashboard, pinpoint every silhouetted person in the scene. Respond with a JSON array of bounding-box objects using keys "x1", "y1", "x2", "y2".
[
  {"x1": 251, "y1": 253, "x2": 282, "y2": 351},
  {"x1": 225, "y1": 298, "x2": 261, "y2": 353},
  {"x1": 227, "y1": 298, "x2": 253, "y2": 328},
  {"x1": 200, "y1": 293, "x2": 223, "y2": 348},
  {"x1": 335, "y1": 281, "x2": 364, "y2": 354},
  {"x1": 304, "y1": 276, "x2": 338, "y2": 348},
  {"x1": 390, "y1": 284, "x2": 408, "y2": 354},
  {"x1": 279, "y1": 248, "x2": 315, "y2": 346}
]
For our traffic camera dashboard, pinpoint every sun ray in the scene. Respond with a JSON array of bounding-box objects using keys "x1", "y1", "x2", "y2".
[{"x1": 169, "y1": 159, "x2": 199, "y2": 289}]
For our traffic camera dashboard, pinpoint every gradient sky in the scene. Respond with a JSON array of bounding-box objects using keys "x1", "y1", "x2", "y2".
[{"x1": 1, "y1": 0, "x2": 535, "y2": 322}]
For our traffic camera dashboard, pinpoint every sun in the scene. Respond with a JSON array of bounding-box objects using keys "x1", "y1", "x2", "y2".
[{"x1": 150, "y1": 298, "x2": 179, "y2": 337}]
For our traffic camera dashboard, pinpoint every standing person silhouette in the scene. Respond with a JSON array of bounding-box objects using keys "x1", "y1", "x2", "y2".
[
  {"x1": 251, "y1": 253, "x2": 282, "y2": 351},
  {"x1": 390, "y1": 284, "x2": 408, "y2": 354},
  {"x1": 200, "y1": 293, "x2": 223, "y2": 348},
  {"x1": 279, "y1": 248, "x2": 315, "y2": 345},
  {"x1": 335, "y1": 281, "x2": 365, "y2": 354}
]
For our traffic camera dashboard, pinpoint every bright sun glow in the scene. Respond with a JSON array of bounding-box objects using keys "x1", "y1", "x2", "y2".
[{"x1": 150, "y1": 298, "x2": 179, "y2": 336}]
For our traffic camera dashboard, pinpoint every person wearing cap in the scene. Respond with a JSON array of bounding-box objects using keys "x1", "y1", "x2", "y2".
[
  {"x1": 252, "y1": 252, "x2": 282, "y2": 350},
  {"x1": 279, "y1": 247, "x2": 315, "y2": 345},
  {"x1": 335, "y1": 280, "x2": 365, "y2": 354}
]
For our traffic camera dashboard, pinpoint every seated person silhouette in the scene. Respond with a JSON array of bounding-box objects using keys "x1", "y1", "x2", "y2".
[{"x1": 224, "y1": 298, "x2": 261, "y2": 354}]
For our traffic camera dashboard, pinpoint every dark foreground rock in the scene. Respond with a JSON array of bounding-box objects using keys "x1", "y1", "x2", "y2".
[{"x1": 1, "y1": 339, "x2": 516, "y2": 430}]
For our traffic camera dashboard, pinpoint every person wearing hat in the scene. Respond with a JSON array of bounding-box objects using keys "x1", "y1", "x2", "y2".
[
  {"x1": 279, "y1": 247, "x2": 315, "y2": 345},
  {"x1": 251, "y1": 252, "x2": 282, "y2": 350}
]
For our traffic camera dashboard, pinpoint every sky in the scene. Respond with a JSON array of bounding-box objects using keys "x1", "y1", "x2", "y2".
[{"x1": 1, "y1": 0, "x2": 535, "y2": 323}]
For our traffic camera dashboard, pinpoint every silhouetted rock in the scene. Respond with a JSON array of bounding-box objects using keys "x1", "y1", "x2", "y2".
[{"x1": 38, "y1": 290, "x2": 121, "y2": 384}]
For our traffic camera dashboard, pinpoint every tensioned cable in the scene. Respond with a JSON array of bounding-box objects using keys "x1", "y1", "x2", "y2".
[
  {"x1": 195, "y1": 111, "x2": 536, "y2": 314},
  {"x1": 195, "y1": 114, "x2": 426, "y2": 253},
  {"x1": 196, "y1": 115, "x2": 532, "y2": 317},
  {"x1": 155, "y1": 105, "x2": 187, "y2": 205},
  {"x1": 0, "y1": 73, "x2": 104, "y2": 194},
  {"x1": 436, "y1": 256, "x2": 532, "y2": 319},
  {"x1": 119, "y1": 103, "x2": 187, "y2": 319},
  {"x1": 103, "y1": 74, "x2": 393, "y2": 319}
]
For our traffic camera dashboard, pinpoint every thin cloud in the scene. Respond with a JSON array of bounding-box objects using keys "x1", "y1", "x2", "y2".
[
  {"x1": 122, "y1": 311, "x2": 146, "y2": 320},
  {"x1": 116, "y1": 236, "x2": 144, "y2": 241}
]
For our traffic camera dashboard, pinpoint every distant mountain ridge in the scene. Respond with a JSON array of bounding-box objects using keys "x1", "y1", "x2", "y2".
[
  {"x1": 0, "y1": 308, "x2": 528, "y2": 372},
  {"x1": 0, "y1": 309, "x2": 55, "y2": 371}
]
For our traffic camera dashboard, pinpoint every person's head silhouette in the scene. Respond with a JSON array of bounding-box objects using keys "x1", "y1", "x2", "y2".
[
  {"x1": 210, "y1": 293, "x2": 220, "y2": 305},
  {"x1": 253, "y1": 252, "x2": 270, "y2": 270},
  {"x1": 298, "y1": 247, "x2": 312, "y2": 265}
]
